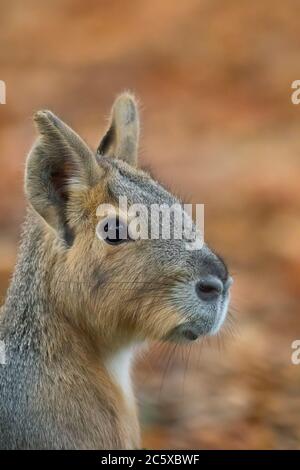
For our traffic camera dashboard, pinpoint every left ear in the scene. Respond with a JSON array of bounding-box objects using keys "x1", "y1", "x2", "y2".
[
  {"x1": 25, "y1": 110, "x2": 102, "y2": 244},
  {"x1": 97, "y1": 92, "x2": 140, "y2": 166}
]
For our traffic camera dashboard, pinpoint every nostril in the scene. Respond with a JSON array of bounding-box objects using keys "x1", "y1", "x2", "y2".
[{"x1": 195, "y1": 277, "x2": 223, "y2": 301}]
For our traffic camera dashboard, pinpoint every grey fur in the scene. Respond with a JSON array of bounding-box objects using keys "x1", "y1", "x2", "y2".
[{"x1": 0, "y1": 94, "x2": 230, "y2": 449}]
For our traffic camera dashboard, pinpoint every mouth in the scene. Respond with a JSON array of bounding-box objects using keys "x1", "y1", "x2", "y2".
[
  {"x1": 166, "y1": 323, "x2": 208, "y2": 343},
  {"x1": 166, "y1": 290, "x2": 231, "y2": 343}
]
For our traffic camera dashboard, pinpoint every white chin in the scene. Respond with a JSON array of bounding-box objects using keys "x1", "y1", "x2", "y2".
[{"x1": 208, "y1": 295, "x2": 230, "y2": 336}]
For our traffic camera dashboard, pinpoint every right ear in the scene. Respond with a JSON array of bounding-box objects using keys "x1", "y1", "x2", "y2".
[
  {"x1": 97, "y1": 92, "x2": 140, "y2": 166},
  {"x1": 25, "y1": 110, "x2": 102, "y2": 243}
]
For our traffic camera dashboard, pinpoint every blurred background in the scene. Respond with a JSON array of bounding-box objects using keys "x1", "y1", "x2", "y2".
[{"x1": 0, "y1": 0, "x2": 300, "y2": 449}]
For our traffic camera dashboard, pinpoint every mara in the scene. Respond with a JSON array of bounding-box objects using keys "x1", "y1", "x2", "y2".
[{"x1": 0, "y1": 92, "x2": 231, "y2": 449}]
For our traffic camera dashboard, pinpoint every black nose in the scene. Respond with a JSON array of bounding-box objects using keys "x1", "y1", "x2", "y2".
[{"x1": 195, "y1": 276, "x2": 223, "y2": 301}]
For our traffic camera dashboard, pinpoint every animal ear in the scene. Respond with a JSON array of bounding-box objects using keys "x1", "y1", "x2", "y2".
[
  {"x1": 97, "y1": 92, "x2": 140, "y2": 166},
  {"x1": 25, "y1": 110, "x2": 102, "y2": 243}
]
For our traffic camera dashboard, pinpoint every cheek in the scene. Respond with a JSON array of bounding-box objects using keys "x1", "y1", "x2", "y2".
[{"x1": 134, "y1": 304, "x2": 185, "y2": 340}]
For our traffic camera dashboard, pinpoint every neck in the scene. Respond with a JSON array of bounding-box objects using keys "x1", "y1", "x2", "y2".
[{"x1": 2, "y1": 211, "x2": 141, "y2": 448}]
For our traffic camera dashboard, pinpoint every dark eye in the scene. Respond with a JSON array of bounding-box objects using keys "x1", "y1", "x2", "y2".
[{"x1": 97, "y1": 216, "x2": 128, "y2": 245}]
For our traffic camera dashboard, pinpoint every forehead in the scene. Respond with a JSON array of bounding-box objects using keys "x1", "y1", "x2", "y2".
[{"x1": 104, "y1": 157, "x2": 179, "y2": 207}]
